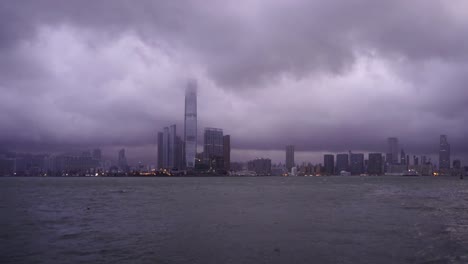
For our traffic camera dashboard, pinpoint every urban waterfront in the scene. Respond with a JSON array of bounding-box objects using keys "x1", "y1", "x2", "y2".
[{"x1": 2, "y1": 176, "x2": 468, "y2": 264}]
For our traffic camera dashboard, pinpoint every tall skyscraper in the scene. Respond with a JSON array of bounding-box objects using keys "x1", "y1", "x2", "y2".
[
  {"x1": 387, "y1": 137, "x2": 399, "y2": 164},
  {"x1": 439, "y1": 135, "x2": 451, "y2": 171},
  {"x1": 336, "y1": 153, "x2": 349, "y2": 173},
  {"x1": 204, "y1": 128, "x2": 224, "y2": 169},
  {"x1": 223, "y1": 135, "x2": 231, "y2": 171},
  {"x1": 350, "y1": 153, "x2": 364, "y2": 175},
  {"x1": 118, "y1": 149, "x2": 127, "y2": 171},
  {"x1": 92, "y1": 149, "x2": 102, "y2": 161},
  {"x1": 324, "y1": 154, "x2": 335, "y2": 175},
  {"x1": 168, "y1": 124, "x2": 177, "y2": 168},
  {"x1": 157, "y1": 132, "x2": 164, "y2": 169},
  {"x1": 368, "y1": 153, "x2": 383, "y2": 175},
  {"x1": 286, "y1": 145, "x2": 295, "y2": 171},
  {"x1": 400, "y1": 149, "x2": 406, "y2": 165},
  {"x1": 184, "y1": 80, "x2": 197, "y2": 169},
  {"x1": 159, "y1": 125, "x2": 178, "y2": 169}
]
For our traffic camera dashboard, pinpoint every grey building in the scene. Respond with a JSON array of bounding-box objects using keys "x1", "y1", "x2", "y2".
[
  {"x1": 350, "y1": 153, "x2": 364, "y2": 175},
  {"x1": 157, "y1": 132, "x2": 164, "y2": 169},
  {"x1": 204, "y1": 128, "x2": 224, "y2": 168},
  {"x1": 158, "y1": 125, "x2": 182, "y2": 170},
  {"x1": 439, "y1": 135, "x2": 451, "y2": 172},
  {"x1": 223, "y1": 135, "x2": 231, "y2": 171},
  {"x1": 387, "y1": 137, "x2": 399, "y2": 165},
  {"x1": 184, "y1": 80, "x2": 198, "y2": 169},
  {"x1": 118, "y1": 149, "x2": 128, "y2": 171},
  {"x1": 324, "y1": 154, "x2": 335, "y2": 175},
  {"x1": 286, "y1": 145, "x2": 295, "y2": 172},
  {"x1": 368, "y1": 153, "x2": 383, "y2": 175},
  {"x1": 336, "y1": 153, "x2": 349, "y2": 173},
  {"x1": 247, "y1": 158, "x2": 272, "y2": 175}
]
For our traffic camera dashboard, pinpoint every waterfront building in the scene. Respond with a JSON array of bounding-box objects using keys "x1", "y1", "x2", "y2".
[
  {"x1": 157, "y1": 132, "x2": 164, "y2": 169},
  {"x1": 350, "y1": 153, "x2": 364, "y2": 175},
  {"x1": 204, "y1": 128, "x2": 224, "y2": 169},
  {"x1": 184, "y1": 80, "x2": 197, "y2": 169},
  {"x1": 368, "y1": 153, "x2": 383, "y2": 175},
  {"x1": 118, "y1": 149, "x2": 128, "y2": 171},
  {"x1": 223, "y1": 135, "x2": 231, "y2": 171},
  {"x1": 286, "y1": 145, "x2": 295, "y2": 172},
  {"x1": 247, "y1": 158, "x2": 272, "y2": 175},
  {"x1": 387, "y1": 137, "x2": 399, "y2": 165},
  {"x1": 439, "y1": 135, "x2": 451, "y2": 172},
  {"x1": 324, "y1": 154, "x2": 335, "y2": 175},
  {"x1": 336, "y1": 153, "x2": 349, "y2": 173}
]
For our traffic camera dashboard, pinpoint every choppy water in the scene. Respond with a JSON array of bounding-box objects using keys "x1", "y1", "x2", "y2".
[{"x1": 1, "y1": 176, "x2": 468, "y2": 264}]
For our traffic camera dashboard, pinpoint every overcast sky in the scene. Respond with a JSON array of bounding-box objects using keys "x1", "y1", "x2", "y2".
[{"x1": 1, "y1": 0, "x2": 467, "y2": 164}]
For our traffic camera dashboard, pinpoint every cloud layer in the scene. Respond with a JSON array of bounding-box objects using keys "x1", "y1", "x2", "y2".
[{"x1": 1, "y1": 0, "x2": 467, "y2": 164}]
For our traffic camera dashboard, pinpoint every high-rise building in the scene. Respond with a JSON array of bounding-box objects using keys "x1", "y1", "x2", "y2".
[
  {"x1": 324, "y1": 154, "x2": 335, "y2": 175},
  {"x1": 184, "y1": 80, "x2": 197, "y2": 169},
  {"x1": 400, "y1": 149, "x2": 406, "y2": 165},
  {"x1": 350, "y1": 153, "x2": 364, "y2": 175},
  {"x1": 158, "y1": 125, "x2": 179, "y2": 169},
  {"x1": 387, "y1": 137, "x2": 399, "y2": 164},
  {"x1": 118, "y1": 149, "x2": 127, "y2": 171},
  {"x1": 247, "y1": 158, "x2": 271, "y2": 175},
  {"x1": 286, "y1": 145, "x2": 295, "y2": 171},
  {"x1": 168, "y1": 124, "x2": 177, "y2": 168},
  {"x1": 336, "y1": 153, "x2": 349, "y2": 173},
  {"x1": 92, "y1": 149, "x2": 102, "y2": 161},
  {"x1": 453, "y1": 160, "x2": 461, "y2": 170},
  {"x1": 368, "y1": 153, "x2": 383, "y2": 175},
  {"x1": 223, "y1": 135, "x2": 231, "y2": 171},
  {"x1": 204, "y1": 128, "x2": 224, "y2": 169},
  {"x1": 157, "y1": 132, "x2": 164, "y2": 169},
  {"x1": 439, "y1": 135, "x2": 450, "y2": 171}
]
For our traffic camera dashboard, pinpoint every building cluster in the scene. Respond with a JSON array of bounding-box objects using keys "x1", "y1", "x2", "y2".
[
  {"x1": 0, "y1": 147, "x2": 163, "y2": 176},
  {"x1": 0, "y1": 149, "x2": 105, "y2": 176},
  {"x1": 276, "y1": 135, "x2": 463, "y2": 177},
  {"x1": 156, "y1": 80, "x2": 231, "y2": 175}
]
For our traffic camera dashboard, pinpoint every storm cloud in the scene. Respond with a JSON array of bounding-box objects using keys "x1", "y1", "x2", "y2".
[{"x1": 1, "y1": 0, "x2": 467, "y2": 163}]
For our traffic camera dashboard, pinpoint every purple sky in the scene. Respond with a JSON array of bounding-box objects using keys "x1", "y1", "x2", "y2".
[{"x1": 1, "y1": 0, "x2": 467, "y2": 164}]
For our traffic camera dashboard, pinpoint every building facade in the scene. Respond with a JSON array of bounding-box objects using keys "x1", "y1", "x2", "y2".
[
  {"x1": 286, "y1": 145, "x2": 295, "y2": 172},
  {"x1": 336, "y1": 153, "x2": 349, "y2": 173},
  {"x1": 204, "y1": 128, "x2": 224, "y2": 169},
  {"x1": 350, "y1": 153, "x2": 364, "y2": 175},
  {"x1": 223, "y1": 135, "x2": 231, "y2": 171},
  {"x1": 439, "y1": 135, "x2": 451, "y2": 172},
  {"x1": 387, "y1": 137, "x2": 399, "y2": 165},
  {"x1": 368, "y1": 153, "x2": 383, "y2": 175},
  {"x1": 184, "y1": 80, "x2": 197, "y2": 169},
  {"x1": 324, "y1": 154, "x2": 335, "y2": 175}
]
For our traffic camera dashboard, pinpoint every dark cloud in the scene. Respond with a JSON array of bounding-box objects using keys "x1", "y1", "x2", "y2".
[{"x1": 0, "y1": 0, "x2": 467, "y2": 164}]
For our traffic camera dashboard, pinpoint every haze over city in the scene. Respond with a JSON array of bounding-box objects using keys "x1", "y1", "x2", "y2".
[{"x1": 1, "y1": 0, "x2": 468, "y2": 164}]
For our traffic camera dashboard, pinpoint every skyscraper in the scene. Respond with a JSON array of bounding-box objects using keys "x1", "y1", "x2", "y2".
[
  {"x1": 368, "y1": 153, "x2": 383, "y2": 175},
  {"x1": 336, "y1": 153, "x2": 349, "y2": 173},
  {"x1": 92, "y1": 149, "x2": 102, "y2": 161},
  {"x1": 157, "y1": 132, "x2": 164, "y2": 169},
  {"x1": 350, "y1": 153, "x2": 364, "y2": 175},
  {"x1": 118, "y1": 149, "x2": 127, "y2": 171},
  {"x1": 439, "y1": 135, "x2": 451, "y2": 171},
  {"x1": 204, "y1": 128, "x2": 224, "y2": 169},
  {"x1": 184, "y1": 80, "x2": 197, "y2": 169},
  {"x1": 159, "y1": 125, "x2": 178, "y2": 169},
  {"x1": 324, "y1": 154, "x2": 335, "y2": 175},
  {"x1": 387, "y1": 137, "x2": 399, "y2": 165},
  {"x1": 286, "y1": 145, "x2": 295, "y2": 172},
  {"x1": 223, "y1": 135, "x2": 231, "y2": 171}
]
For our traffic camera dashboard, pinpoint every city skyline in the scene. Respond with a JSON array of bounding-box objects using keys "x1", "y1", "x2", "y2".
[{"x1": 1, "y1": 1, "x2": 467, "y2": 165}]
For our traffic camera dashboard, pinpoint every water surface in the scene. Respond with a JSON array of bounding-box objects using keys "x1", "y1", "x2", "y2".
[{"x1": 1, "y1": 176, "x2": 468, "y2": 263}]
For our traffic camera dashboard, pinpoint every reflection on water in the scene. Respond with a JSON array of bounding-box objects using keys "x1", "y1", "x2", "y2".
[{"x1": 1, "y1": 176, "x2": 467, "y2": 264}]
